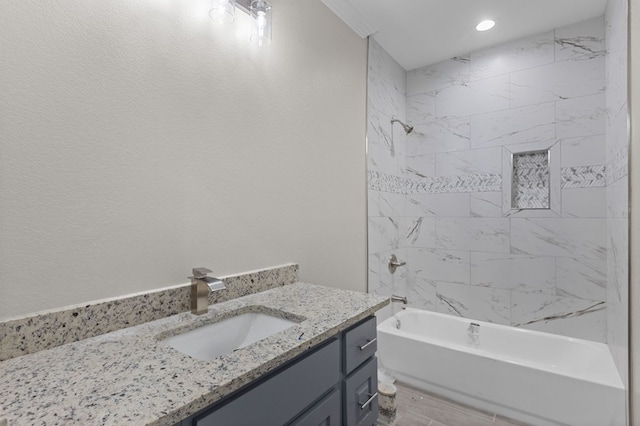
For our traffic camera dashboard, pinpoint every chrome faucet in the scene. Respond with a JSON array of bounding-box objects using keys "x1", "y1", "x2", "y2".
[
  {"x1": 390, "y1": 295, "x2": 407, "y2": 304},
  {"x1": 190, "y1": 267, "x2": 225, "y2": 315}
]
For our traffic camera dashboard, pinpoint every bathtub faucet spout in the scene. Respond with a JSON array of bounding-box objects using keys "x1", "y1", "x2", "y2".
[{"x1": 391, "y1": 295, "x2": 407, "y2": 304}]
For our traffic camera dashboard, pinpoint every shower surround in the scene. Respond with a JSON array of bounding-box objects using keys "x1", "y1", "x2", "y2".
[{"x1": 368, "y1": 12, "x2": 627, "y2": 350}]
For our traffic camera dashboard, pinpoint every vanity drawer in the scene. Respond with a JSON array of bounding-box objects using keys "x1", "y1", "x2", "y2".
[
  {"x1": 344, "y1": 356, "x2": 378, "y2": 426},
  {"x1": 344, "y1": 316, "x2": 377, "y2": 374},
  {"x1": 194, "y1": 338, "x2": 340, "y2": 426}
]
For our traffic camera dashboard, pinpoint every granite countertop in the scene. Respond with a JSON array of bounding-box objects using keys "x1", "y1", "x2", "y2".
[{"x1": 0, "y1": 283, "x2": 388, "y2": 426}]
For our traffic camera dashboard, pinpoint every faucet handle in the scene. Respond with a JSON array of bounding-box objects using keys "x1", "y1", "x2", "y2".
[{"x1": 192, "y1": 267, "x2": 212, "y2": 279}]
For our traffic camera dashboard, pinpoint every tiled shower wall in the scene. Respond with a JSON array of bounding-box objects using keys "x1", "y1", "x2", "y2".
[
  {"x1": 368, "y1": 17, "x2": 623, "y2": 343},
  {"x1": 605, "y1": 0, "x2": 629, "y2": 389},
  {"x1": 367, "y1": 38, "x2": 408, "y2": 301}
]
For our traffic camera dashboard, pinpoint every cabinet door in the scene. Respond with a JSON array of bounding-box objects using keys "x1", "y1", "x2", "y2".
[
  {"x1": 290, "y1": 389, "x2": 341, "y2": 426},
  {"x1": 194, "y1": 339, "x2": 340, "y2": 426},
  {"x1": 344, "y1": 357, "x2": 378, "y2": 426}
]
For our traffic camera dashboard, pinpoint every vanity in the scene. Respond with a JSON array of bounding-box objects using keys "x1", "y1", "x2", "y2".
[
  {"x1": 0, "y1": 281, "x2": 388, "y2": 425},
  {"x1": 181, "y1": 316, "x2": 378, "y2": 426}
]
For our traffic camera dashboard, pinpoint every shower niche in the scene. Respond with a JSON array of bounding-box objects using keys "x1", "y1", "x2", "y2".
[{"x1": 502, "y1": 141, "x2": 561, "y2": 217}]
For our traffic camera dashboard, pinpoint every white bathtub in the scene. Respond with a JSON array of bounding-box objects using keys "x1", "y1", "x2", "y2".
[{"x1": 377, "y1": 308, "x2": 625, "y2": 426}]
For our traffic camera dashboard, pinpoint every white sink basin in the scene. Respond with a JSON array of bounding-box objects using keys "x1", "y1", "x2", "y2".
[{"x1": 162, "y1": 312, "x2": 299, "y2": 361}]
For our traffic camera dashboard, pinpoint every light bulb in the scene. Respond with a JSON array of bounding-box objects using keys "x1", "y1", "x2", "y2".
[
  {"x1": 250, "y1": 0, "x2": 272, "y2": 46},
  {"x1": 210, "y1": 0, "x2": 235, "y2": 24},
  {"x1": 476, "y1": 19, "x2": 496, "y2": 32}
]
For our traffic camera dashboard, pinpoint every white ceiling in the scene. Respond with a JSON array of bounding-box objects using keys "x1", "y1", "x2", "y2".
[{"x1": 321, "y1": 0, "x2": 608, "y2": 71}]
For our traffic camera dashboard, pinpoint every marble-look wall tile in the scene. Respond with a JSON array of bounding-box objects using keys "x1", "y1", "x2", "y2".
[
  {"x1": 368, "y1": 216, "x2": 401, "y2": 253},
  {"x1": 470, "y1": 192, "x2": 502, "y2": 217},
  {"x1": 367, "y1": 143, "x2": 402, "y2": 176},
  {"x1": 556, "y1": 257, "x2": 607, "y2": 301},
  {"x1": 403, "y1": 217, "x2": 436, "y2": 248},
  {"x1": 406, "y1": 118, "x2": 470, "y2": 156},
  {"x1": 369, "y1": 39, "x2": 406, "y2": 92},
  {"x1": 406, "y1": 92, "x2": 436, "y2": 125},
  {"x1": 470, "y1": 252, "x2": 555, "y2": 294},
  {"x1": 435, "y1": 146, "x2": 501, "y2": 176},
  {"x1": 368, "y1": 40, "x2": 406, "y2": 121},
  {"x1": 367, "y1": 106, "x2": 393, "y2": 149},
  {"x1": 369, "y1": 191, "x2": 406, "y2": 218},
  {"x1": 607, "y1": 219, "x2": 628, "y2": 319},
  {"x1": 515, "y1": 297, "x2": 607, "y2": 342},
  {"x1": 511, "y1": 292, "x2": 605, "y2": 326},
  {"x1": 607, "y1": 217, "x2": 629, "y2": 385},
  {"x1": 607, "y1": 176, "x2": 628, "y2": 219},
  {"x1": 407, "y1": 248, "x2": 470, "y2": 284},
  {"x1": 436, "y1": 75, "x2": 510, "y2": 118},
  {"x1": 436, "y1": 282, "x2": 510, "y2": 325},
  {"x1": 406, "y1": 56, "x2": 470, "y2": 96},
  {"x1": 606, "y1": 105, "x2": 629, "y2": 160},
  {"x1": 556, "y1": 93, "x2": 606, "y2": 139},
  {"x1": 555, "y1": 16, "x2": 605, "y2": 62},
  {"x1": 470, "y1": 30, "x2": 554, "y2": 81},
  {"x1": 561, "y1": 187, "x2": 607, "y2": 218},
  {"x1": 510, "y1": 55, "x2": 604, "y2": 107},
  {"x1": 606, "y1": 8, "x2": 627, "y2": 104},
  {"x1": 406, "y1": 193, "x2": 470, "y2": 217},
  {"x1": 470, "y1": 102, "x2": 555, "y2": 149},
  {"x1": 405, "y1": 275, "x2": 437, "y2": 311},
  {"x1": 436, "y1": 218, "x2": 510, "y2": 253},
  {"x1": 368, "y1": 253, "x2": 383, "y2": 294},
  {"x1": 405, "y1": 154, "x2": 436, "y2": 179},
  {"x1": 560, "y1": 134, "x2": 606, "y2": 167},
  {"x1": 606, "y1": 146, "x2": 628, "y2": 186},
  {"x1": 511, "y1": 218, "x2": 606, "y2": 259}
]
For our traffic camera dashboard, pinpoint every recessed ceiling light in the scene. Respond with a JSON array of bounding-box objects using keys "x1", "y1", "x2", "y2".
[{"x1": 476, "y1": 19, "x2": 496, "y2": 32}]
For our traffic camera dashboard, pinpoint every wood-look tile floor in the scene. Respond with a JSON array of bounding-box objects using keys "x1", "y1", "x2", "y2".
[{"x1": 394, "y1": 382, "x2": 529, "y2": 426}]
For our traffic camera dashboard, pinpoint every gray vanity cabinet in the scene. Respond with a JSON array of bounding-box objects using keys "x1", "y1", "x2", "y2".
[{"x1": 179, "y1": 316, "x2": 378, "y2": 426}]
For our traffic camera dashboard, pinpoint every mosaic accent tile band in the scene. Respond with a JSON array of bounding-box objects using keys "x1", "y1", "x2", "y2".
[
  {"x1": 0, "y1": 264, "x2": 299, "y2": 361},
  {"x1": 369, "y1": 165, "x2": 609, "y2": 195},
  {"x1": 561, "y1": 165, "x2": 607, "y2": 188},
  {"x1": 368, "y1": 170, "x2": 502, "y2": 194}
]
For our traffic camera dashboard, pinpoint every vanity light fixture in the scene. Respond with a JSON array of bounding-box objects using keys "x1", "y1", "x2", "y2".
[
  {"x1": 210, "y1": 0, "x2": 273, "y2": 46},
  {"x1": 476, "y1": 19, "x2": 496, "y2": 32}
]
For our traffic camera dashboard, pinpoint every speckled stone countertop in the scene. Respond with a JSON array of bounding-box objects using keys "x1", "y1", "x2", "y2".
[{"x1": 0, "y1": 283, "x2": 388, "y2": 426}]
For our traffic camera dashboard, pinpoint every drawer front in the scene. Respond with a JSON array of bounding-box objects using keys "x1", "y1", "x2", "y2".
[
  {"x1": 194, "y1": 338, "x2": 340, "y2": 426},
  {"x1": 290, "y1": 388, "x2": 341, "y2": 426},
  {"x1": 344, "y1": 316, "x2": 377, "y2": 374},
  {"x1": 344, "y1": 357, "x2": 378, "y2": 426}
]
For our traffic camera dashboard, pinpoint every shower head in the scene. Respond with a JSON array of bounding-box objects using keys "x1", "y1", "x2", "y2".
[{"x1": 391, "y1": 118, "x2": 414, "y2": 134}]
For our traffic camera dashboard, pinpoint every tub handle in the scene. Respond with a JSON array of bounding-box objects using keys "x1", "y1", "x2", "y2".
[
  {"x1": 360, "y1": 392, "x2": 378, "y2": 410},
  {"x1": 388, "y1": 254, "x2": 406, "y2": 274},
  {"x1": 358, "y1": 338, "x2": 377, "y2": 351}
]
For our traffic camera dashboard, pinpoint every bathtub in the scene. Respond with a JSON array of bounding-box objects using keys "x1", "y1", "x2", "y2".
[{"x1": 377, "y1": 308, "x2": 625, "y2": 426}]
